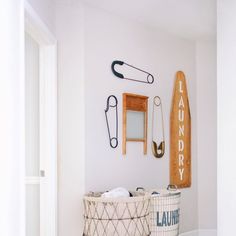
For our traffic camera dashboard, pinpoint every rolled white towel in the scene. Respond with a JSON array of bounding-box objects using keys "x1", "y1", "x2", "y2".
[{"x1": 101, "y1": 187, "x2": 130, "y2": 198}]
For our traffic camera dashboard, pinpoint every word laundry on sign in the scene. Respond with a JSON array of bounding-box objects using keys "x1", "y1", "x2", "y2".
[
  {"x1": 170, "y1": 71, "x2": 191, "y2": 188},
  {"x1": 178, "y1": 80, "x2": 185, "y2": 181}
]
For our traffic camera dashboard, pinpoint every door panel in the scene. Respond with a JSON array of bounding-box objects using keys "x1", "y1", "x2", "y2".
[
  {"x1": 25, "y1": 185, "x2": 40, "y2": 236},
  {"x1": 25, "y1": 32, "x2": 40, "y2": 236}
]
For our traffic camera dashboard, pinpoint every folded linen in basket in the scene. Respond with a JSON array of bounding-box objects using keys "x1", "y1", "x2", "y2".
[{"x1": 101, "y1": 187, "x2": 130, "y2": 198}]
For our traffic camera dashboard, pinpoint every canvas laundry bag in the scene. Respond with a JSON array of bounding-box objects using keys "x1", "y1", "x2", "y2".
[{"x1": 149, "y1": 185, "x2": 181, "y2": 236}]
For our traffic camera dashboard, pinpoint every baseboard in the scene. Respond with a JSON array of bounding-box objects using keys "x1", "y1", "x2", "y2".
[
  {"x1": 198, "y1": 229, "x2": 217, "y2": 236},
  {"x1": 180, "y1": 230, "x2": 198, "y2": 236},
  {"x1": 180, "y1": 229, "x2": 217, "y2": 236}
]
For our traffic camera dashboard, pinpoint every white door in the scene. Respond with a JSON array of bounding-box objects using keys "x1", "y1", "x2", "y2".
[
  {"x1": 25, "y1": 29, "x2": 57, "y2": 235},
  {"x1": 25, "y1": 32, "x2": 41, "y2": 236}
]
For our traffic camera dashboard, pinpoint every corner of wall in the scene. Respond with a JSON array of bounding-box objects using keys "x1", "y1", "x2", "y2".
[{"x1": 195, "y1": 40, "x2": 217, "y2": 231}]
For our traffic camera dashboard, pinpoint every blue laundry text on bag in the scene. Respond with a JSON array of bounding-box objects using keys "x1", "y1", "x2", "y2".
[{"x1": 156, "y1": 209, "x2": 180, "y2": 227}]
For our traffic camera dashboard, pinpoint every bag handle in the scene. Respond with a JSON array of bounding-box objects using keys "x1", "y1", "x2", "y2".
[
  {"x1": 167, "y1": 184, "x2": 178, "y2": 191},
  {"x1": 136, "y1": 187, "x2": 145, "y2": 192}
]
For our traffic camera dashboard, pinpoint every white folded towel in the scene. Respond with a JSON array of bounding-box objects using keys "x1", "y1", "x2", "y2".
[{"x1": 101, "y1": 187, "x2": 130, "y2": 198}]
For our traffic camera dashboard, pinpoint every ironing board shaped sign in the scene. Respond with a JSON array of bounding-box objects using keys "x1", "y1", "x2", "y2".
[{"x1": 170, "y1": 71, "x2": 191, "y2": 188}]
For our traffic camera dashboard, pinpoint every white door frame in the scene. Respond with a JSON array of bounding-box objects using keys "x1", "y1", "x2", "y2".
[{"x1": 24, "y1": 2, "x2": 57, "y2": 236}]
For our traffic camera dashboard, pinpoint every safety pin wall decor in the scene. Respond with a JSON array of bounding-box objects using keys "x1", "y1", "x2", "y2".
[
  {"x1": 151, "y1": 96, "x2": 165, "y2": 158},
  {"x1": 104, "y1": 95, "x2": 118, "y2": 148},
  {"x1": 111, "y1": 60, "x2": 155, "y2": 84}
]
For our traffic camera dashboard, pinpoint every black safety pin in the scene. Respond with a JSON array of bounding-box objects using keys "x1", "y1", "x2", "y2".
[
  {"x1": 104, "y1": 95, "x2": 118, "y2": 148},
  {"x1": 111, "y1": 60, "x2": 154, "y2": 84}
]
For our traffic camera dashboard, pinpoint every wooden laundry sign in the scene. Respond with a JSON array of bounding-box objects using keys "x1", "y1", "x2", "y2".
[{"x1": 170, "y1": 71, "x2": 191, "y2": 188}]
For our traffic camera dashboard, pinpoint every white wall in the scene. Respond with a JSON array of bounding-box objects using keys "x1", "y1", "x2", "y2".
[
  {"x1": 52, "y1": 1, "x2": 216, "y2": 235},
  {"x1": 196, "y1": 41, "x2": 217, "y2": 230},
  {"x1": 83, "y1": 6, "x2": 198, "y2": 233},
  {"x1": 218, "y1": 0, "x2": 236, "y2": 235},
  {"x1": 0, "y1": 1, "x2": 218, "y2": 236},
  {"x1": 55, "y1": 2, "x2": 198, "y2": 234},
  {"x1": 0, "y1": 0, "x2": 25, "y2": 235},
  {"x1": 55, "y1": 3, "x2": 85, "y2": 236}
]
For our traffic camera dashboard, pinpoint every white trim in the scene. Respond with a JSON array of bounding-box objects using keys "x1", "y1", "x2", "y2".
[
  {"x1": 24, "y1": 2, "x2": 57, "y2": 236},
  {"x1": 25, "y1": 177, "x2": 40, "y2": 185},
  {"x1": 198, "y1": 229, "x2": 217, "y2": 236},
  {"x1": 39, "y1": 44, "x2": 57, "y2": 236},
  {"x1": 180, "y1": 229, "x2": 217, "y2": 236},
  {"x1": 180, "y1": 230, "x2": 198, "y2": 236},
  {"x1": 24, "y1": 1, "x2": 56, "y2": 45}
]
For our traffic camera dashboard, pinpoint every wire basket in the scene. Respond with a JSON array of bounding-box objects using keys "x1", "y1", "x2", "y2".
[
  {"x1": 149, "y1": 185, "x2": 181, "y2": 236},
  {"x1": 83, "y1": 191, "x2": 151, "y2": 236}
]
